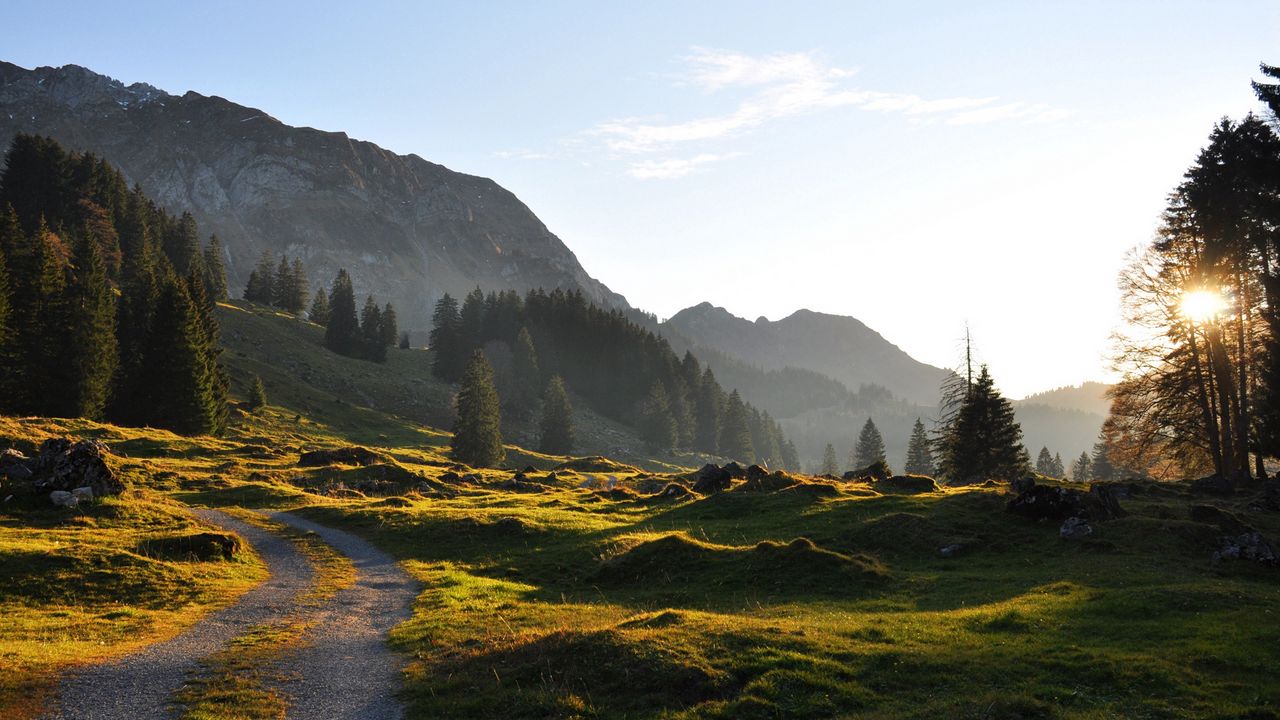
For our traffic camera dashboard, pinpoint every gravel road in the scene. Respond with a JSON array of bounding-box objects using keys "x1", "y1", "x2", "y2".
[
  {"x1": 41, "y1": 509, "x2": 314, "y2": 720},
  {"x1": 268, "y1": 512, "x2": 419, "y2": 720}
]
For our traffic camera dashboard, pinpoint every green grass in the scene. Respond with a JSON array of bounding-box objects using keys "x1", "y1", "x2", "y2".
[{"x1": 4, "y1": 308, "x2": 1280, "y2": 718}]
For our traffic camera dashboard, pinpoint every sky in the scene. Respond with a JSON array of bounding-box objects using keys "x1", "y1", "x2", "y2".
[{"x1": 6, "y1": 1, "x2": 1279, "y2": 397}]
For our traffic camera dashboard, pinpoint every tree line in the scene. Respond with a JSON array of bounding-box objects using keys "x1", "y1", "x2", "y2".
[
  {"x1": 1107, "y1": 63, "x2": 1280, "y2": 483},
  {"x1": 0, "y1": 134, "x2": 228, "y2": 435},
  {"x1": 430, "y1": 287, "x2": 799, "y2": 468}
]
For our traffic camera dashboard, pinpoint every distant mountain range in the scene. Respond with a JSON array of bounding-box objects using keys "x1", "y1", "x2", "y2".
[
  {"x1": 0, "y1": 62, "x2": 625, "y2": 330},
  {"x1": 1017, "y1": 381, "x2": 1113, "y2": 417},
  {"x1": 663, "y1": 302, "x2": 950, "y2": 407}
]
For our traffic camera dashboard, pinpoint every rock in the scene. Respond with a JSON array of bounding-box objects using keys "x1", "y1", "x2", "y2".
[
  {"x1": 142, "y1": 532, "x2": 242, "y2": 561},
  {"x1": 655, "y1": 482, "x2": 692, "y2": 499},
  {"x1": 1090, "y1": 481, "x2": 1132, "y2": 500},
  {"x1": 1212, "y1": 531, "x2": 1278, "y2": 566},
  {"x1": 438, "y1": 471, "x2": 461, "y2": 483},
  {"x1": 546, "y1": 471, "x2": 559, "y2": 482},
  {"x1": 49, "y1": 490, "x2": 77, "y2": 508},
  {"x1": 721, "y1": 462, "x2": 748, "y2": 479},
  {"x1": 0, "y1": 448, "x2": 32, "y2": 480},
  {"x1": 1190, "y1": 474, "x2": 1234, "y2": 495},
  {"x1": 690, "y1": 464, "x2": 732, "y2": 494},
  {"x1": 939, "y1": 543, "x2": 964, "y2": 558},
  {"x1": 1189, "y1": 504, "x2": 1250, "y2": 533},
  {"x1": 71, "y1": 486, "x2": 94, "y2": 503},
  {"x1": 746, "y1": 464, "x2": 769, "y2": 481},
  {"x1": 876, "y1": 475, "x2": 941, "y2": 494},
  {"x1": 298, "y1": 446, "x2": 386, "y2": 467},
  {"x1": 1007, "y1": 483, "x2": 1126, "y2": 522},
  {"x1": 1010, "y1": 476, "x2": 1036, "y2": 494},
  {"x1": 843, "y1": 460, "x2": 892, "y2": 482},
  {"x1": 31, "y1": 438, "x2": 122, "y2": 496},
  {"x1": 1059, "y1": 517, "x2": 1093, "y2": 540}
]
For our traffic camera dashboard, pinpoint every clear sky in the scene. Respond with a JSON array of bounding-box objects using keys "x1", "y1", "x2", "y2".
[{"x1": 7, "y1": 1, "x2": 1278, "y2": 397}]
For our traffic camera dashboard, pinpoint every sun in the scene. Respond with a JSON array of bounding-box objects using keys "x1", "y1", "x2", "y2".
[{"x1": 1180, "y1": 289, "x2": 1227, "y2": 324}]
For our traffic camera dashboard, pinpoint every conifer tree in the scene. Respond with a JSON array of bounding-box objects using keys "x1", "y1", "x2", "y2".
[
  {"x1": 163, "y1": 212, "x2": 200, "y2": 275},
  {"x1": 0, "y1": 243, "x2": 9, "y2": 364},
  {"x1": 63, "y1": 230, "x2": 118, "y2": 419},
  {"x1": 1052, "y1": 452, "x2": 1065, "y2": 478},
  {"x1": 1035, "y1": 447, "x2": 1055, "y2": 476},
  {"x1": 273, "y1": 256, "x2": 292, "y2": 308},
  {"x1": 718, "y1": 389, "x2": 755, "y2": 463},
  {"x1": 359, "y1": 295, "x2": 386, "y2": 362},
  {"x1": 202, "y1": 235, "x2": 228, "y2": 301},
  {"x1": 244, "y1": 251, "x2": 275, "y2": 304},
  {"x1": 821, "y1": 443, "x2": 839, "y2": 475},
  {"x1": 324, "y1": 269, "x2": 360, "y2": 356},
  {"x1": 249, "y1": 374, "x2": 268, "y2": 411},
  {"x1": 781, "y1": 438, "x2": 801, "y2": 473},
  {"x1": 26, "y1": 223, "x2": 70, "y2": 416},
  {"x1": 936, "y1": 365, "x2": 1027, "y2": 484},
  {"x1": 380, "y1": 303, "x2": 398, "y2": 348},
  {"x1": 637, "y1": 381, "x2": 677, "y2": 452},
  {"x1": 904, "y1": 418, "x2": 935, "y2": 476},
  {"x1": 1090, "y1": 435, "x2": 1115, "y2": 482},
  {"x1": 670, "y1": 377, "x2": 696, "y2": 449},
  {"x1": 459, "y1": 287, "x2": 486, "y2": 351},
  {"x1": 854, "y1": 418, "x2": 887, "y2": 469},
  {"x1": 279, "y1": 257, "x2": 309, "y2": 313},
  {"x1": 137, "y1": 278, "x2": 224, "y2": 435},
  {"x1": 429, "y1": 294, "x2": 464, "y2": 382},
  {"x1": 694, "y1": 368, "x2": 723, "y2": 454},
  {"x1": 509, "y1": 326, "x2": 541, "y2": 420},
  {"x1": 399, "y1": 331, "x2": 410, "y2": 350},
  {"x1": 1071, "y1": 451, "x2": 1092, "y2": 483},
  {"x1": 309, "y1": 287, "x2": 330, "y2": 325},
  {"x1": 451, "y1": 350, "x2": 505, "y2": 467},
  {"x1": 187, "y1": 272, "x2": 230, "y2": 435},
  {"x1": 538, "y1": 375, "x2": 575, "y2": 455}
]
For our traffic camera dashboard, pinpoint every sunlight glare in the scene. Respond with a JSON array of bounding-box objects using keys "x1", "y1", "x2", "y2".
[{"x1": 1180, "y1": 289, "x2": 1227, "y2": 324}]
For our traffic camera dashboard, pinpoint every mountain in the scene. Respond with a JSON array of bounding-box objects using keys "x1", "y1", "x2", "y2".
[
  {"x1": 663, "y1": 302, "x2": 950, "y2": 407},
  {"x1": 0, "y1": 61, "x2": 626, "y2": 330},
  {"x1": 1017, "y1": 381, "x2": 1113, "y2": 417}
]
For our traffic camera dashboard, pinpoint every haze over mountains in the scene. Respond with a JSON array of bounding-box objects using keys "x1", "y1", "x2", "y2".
[
  {"x1": 0, "y1": 60, "x2": 1108, "y2": 467},
  {"x1": 0, "y1": 61, "x2": 624, "y2": 330}
]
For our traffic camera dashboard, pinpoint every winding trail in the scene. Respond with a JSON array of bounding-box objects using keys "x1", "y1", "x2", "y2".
[
  {"x1": 42, "y1": 509, "x2": 314, "y2": 720},
  {"x1": 42, "y1": 509, "x2": 419, "y2": 720},
  {"x1": 269, "y1": 512, "x2": 420, "y2": 720}
]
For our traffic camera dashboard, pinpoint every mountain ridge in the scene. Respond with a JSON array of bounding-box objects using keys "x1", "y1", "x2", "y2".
[{"x1": 0, "y1": 61, "x2": 627, "y2": 330}]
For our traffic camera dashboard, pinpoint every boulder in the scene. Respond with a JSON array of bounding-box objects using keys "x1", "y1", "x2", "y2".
[
  {"x1": 142, "y1": 532, "x2": 242, "y2": 561},
  {"x1": 1007, "y1": 483, "x2": 1126, "y2": 522},
  {"x1": 721, "y1": 462, "x2": 748, "y2": 479},
  {"x1": 1212, "y1": 531, "x2": 1278, "y2": 566},
  {"x1": 745, "y1": 464, "x2": 769, "y2": 481},
  {"x1": 1010, "y1": 476, "x2": 1036, "y2": 494},
  {"x1": 938, "y1": 543, "x2": 964, "y2": 558},
  {"x1": 71, "y1": 486, "x2": 94, "y2": 503},
  {"x1": 843, "y1": 460, "x2": 892, "y2": 482},
  {"x1": 49, "y1": 490, "x2": 77, "y2": 508},
  {"x1": 876, "y1": 475, "x2": 941, "y2": 494},
  {"x1": 1059, "y1": 517, "x2": 1093, "y2": 540},
  {"x1": 1189, "y1": 504, "x2": 1250, "y2": 533},
  {"x1": 690, "y1": 464, "x2": 731, "y2": 494},
  {"x1": 0, "y1": 448, "x2": 32, "y2": 480},
  {"x1": 31, "y1": 438, "x2": 122, "y2": 496},
  {"x1": 298, "y1": 446, "x2": 386, "y2": 467},
  {"x1": 655, "y1": 482, "x2": 692, "y2": 499}
]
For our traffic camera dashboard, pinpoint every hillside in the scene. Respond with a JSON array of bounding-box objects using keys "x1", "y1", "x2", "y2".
[
  {"x1": 0, "y1": 61, "x2": 625, "y2": 330},
  {"x1": 1018, "y1": 381, "x2": 1114, "y2": 417},
  {"x1": 663, "y1": 303, "x2": 950, "y2": 407}
]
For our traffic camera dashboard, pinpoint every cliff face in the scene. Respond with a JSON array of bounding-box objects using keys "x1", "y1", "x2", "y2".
[{"x1": 0, "y1": 62, "x2": 626, "y2": 328}]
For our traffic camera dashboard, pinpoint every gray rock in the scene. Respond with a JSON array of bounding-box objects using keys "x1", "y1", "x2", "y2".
[
  {"x1": 31, "y1": 438, "x2": 122, "y2": 496},
  {"x1": 0, "y1": 448, "x2": 32, "y2": 480},
  {"x1": 1059, "y1": 516, "x2": 1092, "y2": 539},
  {"x1": 1212, "y1": 531, "x2": 1278, "y2": 566},
  {"x1": 71, "y1": 486, "x2": 94, "y2": 502},
  {"x1": 49, "y1": 490, "x2": 77, "y2": 508},
  {"x1": 939, "y1": 543, "x2": 964, "y2": 558}
]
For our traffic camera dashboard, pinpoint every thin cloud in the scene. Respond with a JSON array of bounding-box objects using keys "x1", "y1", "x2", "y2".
[
  {"x1": 626, "y1": 152, "x2": 740, "y2": 180},
  {"x1": 494, "y1": 148, "x2": 553, "y2": 160}
]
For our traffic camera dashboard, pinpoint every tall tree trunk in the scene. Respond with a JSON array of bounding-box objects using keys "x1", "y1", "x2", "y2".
[{"x1": 1188, "y1": 324, "x2": 1225, "y2": 476}]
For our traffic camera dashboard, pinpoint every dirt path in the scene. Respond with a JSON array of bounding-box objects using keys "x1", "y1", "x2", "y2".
[
  {"x1": 41, "y1": 509, "x2": 314, "y2": 720},
  {"x1": 267, "y1": 512, "x2": 420, "y2": 720}
]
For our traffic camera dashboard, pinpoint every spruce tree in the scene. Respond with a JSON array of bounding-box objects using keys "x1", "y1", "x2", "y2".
[
  {"x1": 399, "y1": 331, "x2": 411, "y2": 350},
  {"x1": 187, "y1": 272, "x2": 230, "y2": 435},
  {"x1": 64, "y1": 230, "x2": 118, "y2": 419},
  {"x1": 821, "y1": 443, "x2": 839, "y2": 476},
  {"x1": 309, "y1": 287, "x2": 330, "y2": 325},
  {"x1": 359, "y1": 295, "x2": 386, "y2": 362},
  {"x1": 1072, "y1": 451, "x2": 1092, "y2": 483},
  {"x1": 781, "y1": 438, "x2": 801, "y2": 473},
  {"x1": 538, "y1": 375, "x2": 574, "y2": 455},
  {"x1": 324, "y1": 269, "x2": 360, "y2": 356},
  {"x1": 936, "y1": 365, "x2": 1027, "y2": 484},
  {"x1": 27, "y1": 223, "x2": 70, "y2": 416},
  {"x1": 637, "y1": 381, "x2": 677, "y2": 452},
  {"x1": 163, "y1": 212, "x2": 201, "y2": 275},
  {"x1": 380, "y1": 303, "x2": 398, "y2": 348},
  {"x1": 451, "y1": 350, "x2": 505, "y2": 467},
  {"x1": 1052, "y1": 453, "x2": 1065, "y2": 478},
  {"x1": 509, "y1": 326, "x2": 541, "y2": 420},
  {"x1": 1035, "y1": 446, "x2": 1055, "y2": 476},
  {"x1": 718, "y1": 389, "x2": 755, "y2": 463},
  {"x1": 854, "y1": 418, "x2": 887, "y2": 469},
  {"x1": 429, "y1": 294, "x2": 464, "y2": 381},
  {"x1": 248, "y1": 374, "x2": 267, "y2": 411},
  {"x1": 1091, "y1": 435, "x2": 1115, "y2": 482},
  {"x1": 694, "y1": 367, "x2": 723, "y2": 454},
  {"x1": 137, "y1": 278, "x2": 223, "y2": 435},
  {"x1": 904, "y1": 418, "x2": 935, "y2": 476},
  {"x1": 273, "y1": 256, "x2": 292, "y2": 308},
  {"x1": 244, "y1": 251, "x2": 275, "y2": 304},
  {"x1": 202, "y1": 235, "x2": 228, "y2": 301}
]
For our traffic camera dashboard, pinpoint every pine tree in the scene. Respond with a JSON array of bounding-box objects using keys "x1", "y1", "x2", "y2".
[
  {"x1": 248, "y1": 374, "x2": 268, "y2": 411},
  {"x1": 163, "y1": 212, "x2": 200, "y2": 275},
  {"x1": 309, "y1": 287, "x2": 330, "y2": 325},
  {"x1": 1034, "y1": 447, "x2": 1053, "y2": 475},
  {"x1": 936, "y1": 365, "x2": 1027, "y2": 484},
  {"x1": 359, "y1": 295, "x2": 386, "y2": 362},
  {"x1": 136, "y1": 278, "x2": 223, "y2": 435},
  {"x1": 780, "y1": 438, "x2": 801, "y2": 473},
  {"x1": 0, "y1": 242, "x2": 9, "y2": 366},
  {"x1": 277, "y1": 257, "x2": 308, "y2": 313},
  {"x1": 538, "y1": 375, "x2": 575, "y2": 455},
  {"x1": 451, "y1": 351, "x2": 505, "y2": 468},
  {"x1": 718, "y1": 389, "x2": 755, "y2": 463},
  {"x1": 64, "y1": 230, "x2": 118, "y2": 419},
  {"x1": 244, "y1": 251, "x2": 275, "y2": 304},
  {"x1": 27, "y1": 223, "x2": 71, "y2": 416},
  {"x1": 1071, "y1": 451, "x2": 1092, "y2": 483},
  {"x1": 202, "y1": 235, "x2": 228, "y2": 301},
  {"x1": 187, "y1": 272, "x2": 230, "y2": 435},
  {"x1": 380, "y1": 303, "x2": 398, "y2": 349},
  {"x1": 854, "y1": 418, "x2": 887, "y2": 469},
  {"x1": 694, "y1": 367, "x2": 723, "y2": 454},
  {"x1": 821, "y1": 443, "x2": 839, "y2": 476},
  {"x1": 1090, "y1": 435, "x2": 1115, "y2": 482},
  {"x1": 904, "y1": 418, "x2": 935, "y2": 476},
  {"x1": 429, "y1": 294, "x2": 464, "y2": 382},
  {"x1": 509, "y1": 326, "x2": 541, "y2": 420},
  {"x1": 399, "y1": 332, "x2": 411, "y2": 349},
  {"x1": 637, "y1": 381, "x2": 677, "y2": 452},
  {"x1": 1052, "y1": 453, "x2": 1065, "y2": 478},
  {"x1": 324, "y1": 269, "x2": 360, "y2": 356}
]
